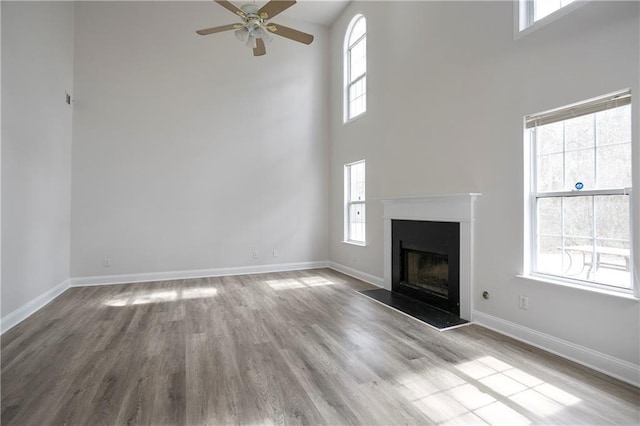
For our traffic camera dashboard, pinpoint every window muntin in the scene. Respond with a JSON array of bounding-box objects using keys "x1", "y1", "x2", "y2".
[
  {"x1": 527, "y1": 91, "x2": 633, "y2": 291},
  {"x1": 345, "y1": 160, "x2": 366, "y2": 244},
  {"x1": 345, "y1": 15, "x2": 366, "y2": 122}
]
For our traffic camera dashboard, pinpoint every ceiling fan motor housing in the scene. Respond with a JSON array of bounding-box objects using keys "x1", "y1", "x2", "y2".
[
  {"x1": 237, "y1": 3, "x2": 272, "y2": 44},
  {"x1": 241, "y1": 4, "x2": 262, "y2": 26}
]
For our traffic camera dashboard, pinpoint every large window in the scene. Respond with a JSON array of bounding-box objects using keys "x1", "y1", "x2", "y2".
[
  {"x1": 526, "y1": 90, "x2": 633, "y2": 292},
  {"x1": 345, "y1": 160, "x2": 366, "y2": 244},
  {"x1": 345, "y1": 14, "x2": 366, "y2": 122}
]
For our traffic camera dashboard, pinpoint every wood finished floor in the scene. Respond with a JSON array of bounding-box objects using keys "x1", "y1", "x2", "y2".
[{"x1": 1, "y1": 268, "x2": 638, "y2": 425}]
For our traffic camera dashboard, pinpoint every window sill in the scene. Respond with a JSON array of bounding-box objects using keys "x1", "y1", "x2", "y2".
[
  {"x1": 343, "y1": 110, "x2": 367, "y2": 126},
  {"x1": 516, "y1": 274, "x2": 639, "y2": 301},
  {"x1": 343, "y1": 240, "x2": 366, "y2": 247}
]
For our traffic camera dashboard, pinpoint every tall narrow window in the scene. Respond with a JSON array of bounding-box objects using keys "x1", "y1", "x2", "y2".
[
  {"x1": 526, "y1": 90, "x2": 633, "y2": 292},
  {"x1": 345, "y1": 160, "x2": 366, "y2": 244},
  {"x1": 345, "y1": 14, "x2": 366, "y2": 122}
]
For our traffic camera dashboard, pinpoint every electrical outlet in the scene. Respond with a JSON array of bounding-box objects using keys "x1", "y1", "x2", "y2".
[
  {"x1": 519, "y1": 295, "x2": 529, "y2": 310},
  {"x1": 252, "y1": 251, "x2": 259, "y2": 259},
  {"x1": 273, "y1": 249, "x2": 279, "y2": 257},
  {"x1": 103, "y1": 258, "x2": 111, "y2": 267}
]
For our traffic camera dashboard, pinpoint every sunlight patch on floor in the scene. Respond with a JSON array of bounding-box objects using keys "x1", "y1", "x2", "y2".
[
  {"x1": 474, "y1": 401, "x2": 532, "y2": 425},
  {"x1": 266, "y1": 279, "x2": 306, "y2": 290},
  {"x1": 300, "y1": 276, "x2": 335, "y2": 286},
  {"x1": 535, "y1": 383, "x2": 581, "y2": 406},
  {"x1": 130, "y1": 290, "x2": 178, "y2": 305},
  {"x1": 479, "y1": 374, "x2": 528, "y2": 396},
  {"x1": 413, "y1": 391, "x2": 470, "y2": 423},
  {"x1": 510, "y1": 389, "x2": 564, "y2": 416},
  {"x1": 104, "y1": 287, "x2": 218, "y2": 306},
  {"x1": 446, "y1": 383, "x2": 496, "y2": 410},
  {"x1": 456, "y1": 359, "x2": 498, "y2": 380},
  {"x1": 266, "y1": 275, "x2": 335, "y2": 290},
  {"x1": 455, "y1": 355, "x2": 581, "y2": 419},
  {"x1": 396, "y1": 368, "x2": 494, "y2": 424},
  {"x1": 182, "y1": 287, "x2": 219, "y2": 298},
  {"x1": 394, "y1": 355, "x2": 582, "y2": 424},
  {"x1": 503, "y1": 368, "x2": 544, "y2": 387}
]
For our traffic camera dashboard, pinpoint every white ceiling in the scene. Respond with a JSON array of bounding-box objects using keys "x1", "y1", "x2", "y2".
[
  {"x1": 283, "y1": 0, "x2": 351, "y2": 26},
  {"x1": 80, "y1": 0, "x2": 350, "y2": 26}
]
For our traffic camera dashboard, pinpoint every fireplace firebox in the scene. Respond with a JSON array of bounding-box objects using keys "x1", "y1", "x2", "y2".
[{"x1": 392, "y1": 220, "x2": 460, "y2": 315}]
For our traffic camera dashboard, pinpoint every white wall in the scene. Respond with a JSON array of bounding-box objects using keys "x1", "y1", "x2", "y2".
[
  {"x1": 330, "y1": 1, "x2": 639, "y2": 379},
  {"x1": 1, "y1": 1, "x2": 74, "y2": 317},
  {"x1": 71, "y1": 2, "x2": 329, "y2": 278}
]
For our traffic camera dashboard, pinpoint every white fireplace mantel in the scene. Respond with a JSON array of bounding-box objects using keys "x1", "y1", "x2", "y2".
[{"x1": 380, "y1": 193, "x2": 481, "y2": 321}]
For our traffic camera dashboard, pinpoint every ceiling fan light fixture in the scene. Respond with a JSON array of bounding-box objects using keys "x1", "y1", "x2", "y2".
[
  {"x1": 254, "y1": 27, "x2": 273, "y2": 43},
  {"x1": 246, "y1": 35, "x2": 257, "y2": 49},
  {"x1": 234, "y1": 27, "x2": 247, "y2": 42}
]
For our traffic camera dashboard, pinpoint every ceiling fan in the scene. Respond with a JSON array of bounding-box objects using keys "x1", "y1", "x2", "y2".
[{"x1": 196, "y1": 0, "x2": 314, "y2": 56}]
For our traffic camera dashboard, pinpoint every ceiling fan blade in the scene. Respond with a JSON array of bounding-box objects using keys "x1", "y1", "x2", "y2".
[
  {"x1": 267, "y1": 23, "x2": 314, "y2": 45},
  {"x1": 214, "y1": 0, "x2": 246, "y2": 18},
  {"x1": 196, "y1": 23, "x2": 241, "y2": 35},
  {"x1": 257, "y1": 0, "x2": 296, "y2": 20},
  {"x1": 253, "y1": 38, "x2": 266, "y2": 56}
]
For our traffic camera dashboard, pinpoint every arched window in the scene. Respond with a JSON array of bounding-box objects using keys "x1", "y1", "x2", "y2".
[{"x1": 345, "y1": 14, "x2": 366, "y2": 122}]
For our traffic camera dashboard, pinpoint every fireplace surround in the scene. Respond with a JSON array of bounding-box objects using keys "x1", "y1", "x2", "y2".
[{"x1": 381, "y1": 194, "x2": 480, "y2": 321}]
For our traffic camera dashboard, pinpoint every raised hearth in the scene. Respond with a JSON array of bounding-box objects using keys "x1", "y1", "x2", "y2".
[{"x1": 359, "y1": 288, "x2": 469, "y2": 330}]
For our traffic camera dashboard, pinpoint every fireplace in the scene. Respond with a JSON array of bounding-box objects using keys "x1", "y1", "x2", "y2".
[
  {"x1": 392, "y1": 220, "x2": 460, "y2": 315},
  {"x1": 382, "y1": 193, "x2": 480, "y2": 321}
]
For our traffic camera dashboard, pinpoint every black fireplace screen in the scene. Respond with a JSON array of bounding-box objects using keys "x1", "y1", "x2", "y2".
[
  {"x1": 402, "y1": 249, "x2": 449, "y2": 297},
  {"x1": 392, "y1": 220, "x2": 460, "y2": 315}
]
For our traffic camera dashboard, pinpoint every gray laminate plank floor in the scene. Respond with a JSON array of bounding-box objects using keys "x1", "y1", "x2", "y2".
[{"x1": 1, "y1": 269, "x2": 639, "y2": 425}]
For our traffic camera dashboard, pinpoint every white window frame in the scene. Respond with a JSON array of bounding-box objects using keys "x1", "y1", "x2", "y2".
[
  {"x1": 524, "y1": 90, "x2": 635, "y2": 296},
  {"x1": 516, "y1": 0, "x2": 587, "y2": 38},
  {"x1": 344, "y1": 14, "x2": 367, "y2": 123},
  {"x1": 344, "y1": 160, "x2": 366, "y2": 245}
]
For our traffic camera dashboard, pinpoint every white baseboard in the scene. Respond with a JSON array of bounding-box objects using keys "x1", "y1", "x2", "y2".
[
  {"x1": 329, "y1": 262, "x2": 385, "y2": 288},
  {"x1": 1, "y1": 279, "x2": 71, "y2": 334},
  {"x1": 70, "y1": 261, "x2": 330, "y2": 287},
  {"x1": 473, "y1": 310, "x2": 640, "y2": 388}
]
